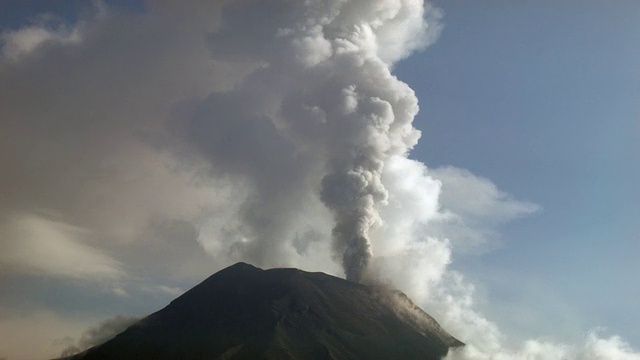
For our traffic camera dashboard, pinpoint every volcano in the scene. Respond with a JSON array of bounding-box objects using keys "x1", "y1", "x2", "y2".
[{"x1": 62, "y1": 262, "x2": 463, "y2": 359}]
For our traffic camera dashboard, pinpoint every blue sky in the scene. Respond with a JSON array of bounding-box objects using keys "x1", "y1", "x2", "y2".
[
  {"x1": 396, "y1": 0, "x2": 640, "y2": 345},
  {"x1": 0, "y1": 1, "x2": 638, "y2": 359}
]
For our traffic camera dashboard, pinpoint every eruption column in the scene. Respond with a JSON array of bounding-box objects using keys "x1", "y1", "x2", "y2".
[
  {"x1": 193, "y1": 0, "x2": 429, "y2": 281},
  {"x1": 275, "y1": 2, "x2": 426, "y2": 281}
]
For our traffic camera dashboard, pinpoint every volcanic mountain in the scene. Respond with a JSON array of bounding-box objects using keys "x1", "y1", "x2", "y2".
[{"x1": 62, "y1": 262, "x2": 463, "y2": 359}]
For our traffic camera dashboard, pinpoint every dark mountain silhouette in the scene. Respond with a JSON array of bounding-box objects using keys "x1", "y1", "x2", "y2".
[{"x1": 61, "y1": 262, "x2": 463, "y2": 359}]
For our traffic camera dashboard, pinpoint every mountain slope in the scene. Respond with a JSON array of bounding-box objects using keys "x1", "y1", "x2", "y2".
[{"x1": 63, "y1": 262, "x2": 463, "y2": 359}]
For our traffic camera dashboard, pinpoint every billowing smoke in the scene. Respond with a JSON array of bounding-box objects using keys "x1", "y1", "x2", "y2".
[
  {"x1": 313, "y1": 37, "x2": 420, "y2": 281},
  {"x1": 172, "y1": 0, "x2": 435, "y2": 281},
  {"x1": 60, "y1": 316, "x2": 141, "y2": 357}
]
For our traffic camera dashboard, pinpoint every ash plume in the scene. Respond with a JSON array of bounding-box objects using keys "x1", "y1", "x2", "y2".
[{"x1": 179, "y1": 0, "x2": 434, "y2": 282}]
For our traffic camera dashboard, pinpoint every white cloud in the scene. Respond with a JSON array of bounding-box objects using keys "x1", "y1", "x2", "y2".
[
  {"x1": 582, "y1": 331, "x2": 640, "y2": 360},
  {"x1": 445, "y1": 331, "x2": 640, "y2": 360},
  {"x1": 430, "y1": 166, "x2": 540, "y2": 222},
  {"x1": 1, "y1": 13, "x2": 82, "y2": 62},
  {"x1": 0, "y1": 213, "x2": 123, "y2": 279},
  {"x1": 427, "y1": 166, "x2": 541, "y2": 253},
  {"x1": 144, "y1": 285, "x2": 185, "y2": 297}
]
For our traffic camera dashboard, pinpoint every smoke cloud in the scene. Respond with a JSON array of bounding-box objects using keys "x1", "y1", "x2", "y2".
[
  {"x1": 0, "y1": 1, "x2": 638, "y2": 360},
  {"x1": 60, "y1": 315, "x2": 141, "y2": 357},
  {"x1": 170, "y1": 0, "x2": 436, "y2": 282}
]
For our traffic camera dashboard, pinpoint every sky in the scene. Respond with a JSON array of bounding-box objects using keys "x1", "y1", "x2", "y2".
[
  {"x1": 398, "y1": 0, "x2": 640, "y2": 346},
  {"x1": 0, "y1": 1, "x2": 638, "y2": 359}
]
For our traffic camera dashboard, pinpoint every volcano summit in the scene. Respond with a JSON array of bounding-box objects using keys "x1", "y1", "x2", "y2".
[{"x1": 62, "y1": 263, "x2": 463, "y2": 359}]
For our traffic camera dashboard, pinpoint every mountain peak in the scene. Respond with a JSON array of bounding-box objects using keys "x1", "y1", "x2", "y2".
[
  {"x1": 62, "y1": 264, "x2": 463, "y2": 359},
  {"x1": 226, "y1": 261, "x2": 261, "y2": 270}
]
